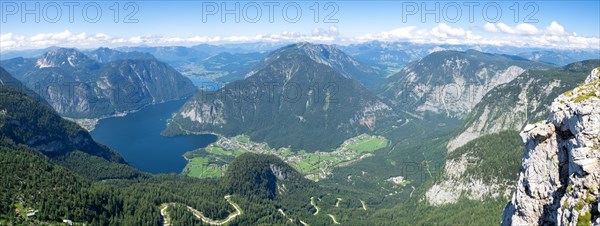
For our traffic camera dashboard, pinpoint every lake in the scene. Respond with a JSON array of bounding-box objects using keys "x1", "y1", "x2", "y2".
[{"x1": 90, "y1": 98, "x2": 218, "y2": 174}]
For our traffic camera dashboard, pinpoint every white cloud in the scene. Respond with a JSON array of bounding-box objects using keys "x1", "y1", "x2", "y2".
[
  {"x1": 312, "y1": 26, "x2": 339, "y2": 37},
  {"x1": 357, "y1": 23, "x2": 481, "y2": 45},
  {"x1": 355, "y1": 22, "x2": 598, "y2": 49},
  {"x1": 488, "y1": 22, "x2": 539, "y2": 35},
  {"x1": 0, "y1": 28, "x2": 350, "y2": 51},
  {"x1": 515, "y1": 23, "x2": 539, "y2": 35},
  {"x1": 0, "y1": 21, "x2": 598, "y2": 51},
  {"x1": 546, "y1": 21, "x2": 565, "y2": 35},
  {"x1": 362, "y1": 26, "x2": 417, "y2": 40},
  {"x1": 483, "y1": 23, "x2": 498, "y2": 33},
  {"x1": 431, "y1": 23, "x2": 466, "y2": 38}
]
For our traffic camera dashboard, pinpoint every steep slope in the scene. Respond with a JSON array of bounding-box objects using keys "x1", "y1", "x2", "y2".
[
  {"x1": 381, "y1": 49, "x2": 551, "y2": 118},
  {"x1": 0, "y1": 67, "x2": 27, "y2": 87},
  {"x1": 425, "y1": 131, "x2": 523, "y2": 205},
  {"x1": 0, "y1": 48, "x2": 197, "y2": 119},
  {"x1": 0, "y1": 84, "x2": 141, "y2": 180},
  {"x1": 448, "y1": 60, "x2": 600, "y2": 152},
  {"x1": 502, "y1": 67, "x2": 600, "y2": 225},
  {"x1": 0, "y1": 67, "x2": 47, "y2": 104},
  {"x1": 164, "y1": 43, "x2": 396, "y2": 151},
  {"x1": 223, "y1": 153, "x2": 313, "y2": 200}
]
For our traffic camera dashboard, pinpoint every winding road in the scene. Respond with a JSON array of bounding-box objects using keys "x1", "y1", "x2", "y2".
[
  {"x1": 160, "y1": 195, "x2": 242, "y2": 226},
  {"x1": 310, "y1": 197, "x2": 320, "y2": 215}
]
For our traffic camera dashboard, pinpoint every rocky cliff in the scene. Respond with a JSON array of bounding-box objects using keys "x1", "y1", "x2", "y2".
[
  {"x1": 426, "y1": 131, "x2": 523, "y2": 205},
  {"x1": 502, "y1": 67, "x2": 600, "y2": 225},
  {"x1": 381, "y1": 50, "x2": 550, "y2": 119},
  {"x1": 447, "y1": 60, "x2": 599, "y2": 152}
]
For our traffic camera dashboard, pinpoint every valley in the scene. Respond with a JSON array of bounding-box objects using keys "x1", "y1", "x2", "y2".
[{"x1": 182, "y1": 133, "x2": 389, "y2": 181}]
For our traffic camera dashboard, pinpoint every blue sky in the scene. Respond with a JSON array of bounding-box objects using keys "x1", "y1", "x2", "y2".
[{"x1": 1, "y1": 1, "x2": 599, "y2": 50}]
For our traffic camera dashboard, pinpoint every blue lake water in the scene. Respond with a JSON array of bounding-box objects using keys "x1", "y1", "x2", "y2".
[{"x1": 90, "y1": 99, "x2": 217, "y2": 174}]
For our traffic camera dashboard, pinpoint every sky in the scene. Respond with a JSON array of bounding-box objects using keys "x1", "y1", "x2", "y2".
[{"x1": 1, "y1": 0, "x2": 599, "y2": 50}]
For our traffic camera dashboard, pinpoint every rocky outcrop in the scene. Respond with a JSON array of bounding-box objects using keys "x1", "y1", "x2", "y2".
[{"x1": 502, "y1": 68, "x2": 600, "y2": 225}]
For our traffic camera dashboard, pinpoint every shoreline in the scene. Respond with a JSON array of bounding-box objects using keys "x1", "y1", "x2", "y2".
[{"x1": 65, "y1": 96, "x2": 195, "y2": 132}]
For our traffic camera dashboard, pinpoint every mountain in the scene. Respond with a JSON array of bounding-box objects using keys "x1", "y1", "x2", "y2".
[
  {"x1": 223, "y1": 153, "x2": 313, "y2": 200},
  {"x1": 117, "y1": 46, "x2": 270, "y2": 84},
  {"x1": 381, "y1": 49, "x2": 552, "y2": 118},
  {"x1": 425, "y1": 131, "x2": 523, "y2": 206},
  {"x1": 164, "y1": 43, "x2": 396, "y2": 151},
  {"x1": 447, "y1": 60, "x2": 600, "y2": 152},
  {"x1": 0, "y1": 46, "x2": 61, "y2": 60},
  {"x1": 85, "y1": 47, "x2": 155, "y2": 63},
  {"x1": 339, "y1": 41, "x2": 599, "y2": 71},
  {"x1": 517, "y1": 49, "x2": 600, "y2": 66},
  {"x1": 0, "y1": 67, "x2": 48, "y2": 105},
  {"x1": 338, "y1": 41, "x2": 434, "y2": 73},
  {"x1": 253, "y1": 42, "x2": 385, "y2": 90},
  {"x1": 0, "y1": 82, "x2": 141, "y2": 180},
  {"x1": 0, "y1": 67, "x2": 26, "y2": 88},
  {"x1": 421, "y1": 61, "x2": 599, "y2": 221},
  {"x1": 0, "y1": 48, "x2": 197, "y2": 119},
  {"x1": 502, "y1": 67, "x2": 600, "y2": 225},
  {"x1": 117, "y1": 46, "x2": 211, "y2": 66},
  {"x1": 191, "y1": 42, "x2": 283, "y2": 54}
]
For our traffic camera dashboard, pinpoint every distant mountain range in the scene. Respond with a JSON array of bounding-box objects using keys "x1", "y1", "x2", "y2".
[
  {"x1": 191, "y1": 51, "x2": 269, "y2": 83},
  {"x1": 0, "y1": 48, "x2": 197, "y2": 119},
  {"x1": 164, "y1": 43, "x2": 397, "y2": 151},
  {"x1": 340, "y1": 41, "x2": 600, "y2": 70}
]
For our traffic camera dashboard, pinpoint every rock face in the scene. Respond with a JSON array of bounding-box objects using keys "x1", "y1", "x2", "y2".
[
  {"x1": 426, "y1": 131, "x2": 523, "y2": 205},
  {"x1": 502, "y1": 68, "x2": 600, "y2": 225},
  {"x1": 448, "y1": 60, "x2": 599, "y2": 153},
  {"x1": 426, "y1": 153, "x2": 513, "y2": 205},
  {"x1": 381, "y1": 49, "x2": 550, "y2": 119}
]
